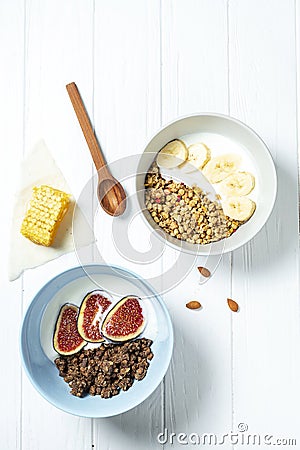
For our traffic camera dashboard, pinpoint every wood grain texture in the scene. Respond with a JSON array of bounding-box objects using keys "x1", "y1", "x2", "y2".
[
  {"x1": 0, "y1": 0, "x2": 24, "y2": 448},
  {"x1": 20, "y1": 1, "x2": 95, "y2": 449},
  {"x1": 161, "y1": 1, "x2": 234, "y2": 448},
  {"x1": 1, "y1": 1, "x2": 300, "y2": 449},
  {"x1": 66, "y1": 82, "x2": 109, "y2": 173},
  {"x1": 296, "y1": 0, "x2": 300, "y2": 225},
  {"x1": 92, "y1": 1, "x2": 163, "y2": 449},
  {"x1": 229, "y1": 0, "x2": 300, "y2": 445}
]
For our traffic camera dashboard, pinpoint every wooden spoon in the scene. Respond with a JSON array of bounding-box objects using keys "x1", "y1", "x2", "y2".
[{"x1": 66, "y1": 82, "x2": 126, "y2": 216}]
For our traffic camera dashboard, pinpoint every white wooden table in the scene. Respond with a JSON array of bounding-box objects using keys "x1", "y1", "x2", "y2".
[{"x1": 1, "y1": 1, "x2": 300, "y2": 449}]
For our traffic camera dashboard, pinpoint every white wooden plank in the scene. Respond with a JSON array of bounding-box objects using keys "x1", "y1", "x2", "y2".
[
  {"x1": 2, "y1": 2, "x2": 300, "y2": 450},
  {"x1": 161, "y1": 0, "x2": 229, "y2": 121},
  {"x1": 0, "y1": 0, "x2": 24, "y2": 448},
  {"x1": 21, "y1": 1, "x2": 95, "y2": 449},
  {"x1": 92, "y1": 1, "x2": 163, "y2": 449},
  {"x1": 297, "y1": 0, "x2": 300, "y2": 221},
  {"x1": 229, "y1": 0, "x2": 300, "y2": 445},
  {"x1": 161, "y1": 1, "x2": 233, "y2": 447}
]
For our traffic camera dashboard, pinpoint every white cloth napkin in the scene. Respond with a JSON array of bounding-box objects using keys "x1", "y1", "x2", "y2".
[{"x1": 8, "y1": 140, "x2": 94, "y2": 281}]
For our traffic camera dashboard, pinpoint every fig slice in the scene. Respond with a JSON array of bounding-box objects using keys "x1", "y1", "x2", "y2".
[
  {"x1": 53, "y1": 304, "x2": 86, "y2": 356},
  {"x1": 77, "y1": 290, "x2": 112, "y2": 343},
  {"x1": 101, "y1": 295, "x2": 145, "y2": 342}
]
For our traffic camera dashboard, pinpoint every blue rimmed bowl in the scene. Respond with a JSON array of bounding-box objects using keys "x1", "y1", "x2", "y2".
[{"x1": 20, "y1": 264, "x2": 173, "y2": 417}]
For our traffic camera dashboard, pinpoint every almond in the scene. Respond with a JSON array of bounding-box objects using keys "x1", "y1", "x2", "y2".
[
  {"x1": 197, "y1": 266, "x2": 211, "y2": 278},
  {"x1": 186, "y1": 300, "x2": 201, "y2": 310},
  {"x1": 227, "y1": 298, "x2": 239, "y2": 312}
]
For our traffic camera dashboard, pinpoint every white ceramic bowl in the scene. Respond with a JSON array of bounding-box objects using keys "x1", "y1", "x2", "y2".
[{"x1": 136, "y1": 113, "x2": 277, "y2": 255}]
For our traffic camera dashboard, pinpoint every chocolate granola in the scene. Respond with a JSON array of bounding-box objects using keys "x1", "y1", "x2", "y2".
[{"x1": 54, "y1": 337, "x2": 153, "y2": 398}]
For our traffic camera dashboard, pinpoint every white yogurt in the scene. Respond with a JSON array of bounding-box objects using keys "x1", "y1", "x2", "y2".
[{"x1": 40, "y1": 273, "x2": 158, "y2": 362}]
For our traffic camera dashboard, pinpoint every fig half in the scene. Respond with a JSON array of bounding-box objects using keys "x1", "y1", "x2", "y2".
[
  {"x1": 53, "y1": 304, "x2": 86, "y2": 355},
  {"x1": 77, "y1": 290, "x2": 112, "y2": 342},
  {"x1": 101, "y1": 295, "x2": 145, "y2": 342}
]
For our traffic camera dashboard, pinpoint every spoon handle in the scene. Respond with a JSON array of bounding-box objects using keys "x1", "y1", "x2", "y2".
[{"x1": 66, "y1": 82, "x2": 109, "y2": 175}]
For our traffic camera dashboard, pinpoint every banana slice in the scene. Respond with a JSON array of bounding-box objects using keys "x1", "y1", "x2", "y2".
[
  {"x1": 179, "y1": 143, "x2": 211, "y2": 173},
  {"x1": 222, "y1": 196, "x2": 256, "y2": 221},
  {"x1": 156, "y1": 139, "x2": 188, "y2": 169},
  {"x1": 219, "y1": 171, "x2": 255, "y2": 197},
  {"x1": 203, "y1": 153, "x2": 242, "y2": 183}
]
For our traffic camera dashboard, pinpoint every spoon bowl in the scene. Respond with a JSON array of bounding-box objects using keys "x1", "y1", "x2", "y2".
[{"x1": 98, "y1": 178, "x2": 126, "y2": 216}]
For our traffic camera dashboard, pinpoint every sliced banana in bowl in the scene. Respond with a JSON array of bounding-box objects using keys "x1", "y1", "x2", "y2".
[
  {"x1": 219, "y1": 171, "x2": 255, "y2": 197},
  {"x1": 156, "y1": 139, "x2": 188, "y2": 169},
  {"x1": 137, "y1": 113, "x2": 276, "y2": 255},
  {"x1": 179, "y1": 142, "x2": 211, "y2": 173},
  {"x1": 222, "y1": 196, "x2": 256, "y2": 222},
  {"x1": 203, "y1": 153, "x2": 242, "y2": 183}
]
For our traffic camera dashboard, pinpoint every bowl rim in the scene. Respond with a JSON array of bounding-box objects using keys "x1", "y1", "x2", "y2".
[
  {"x1": 136, "y1": 112, "x2": 277, "y2": 255},
  {"x1": 20, "y1": 263, "x2": 174, "y2": 418}
]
